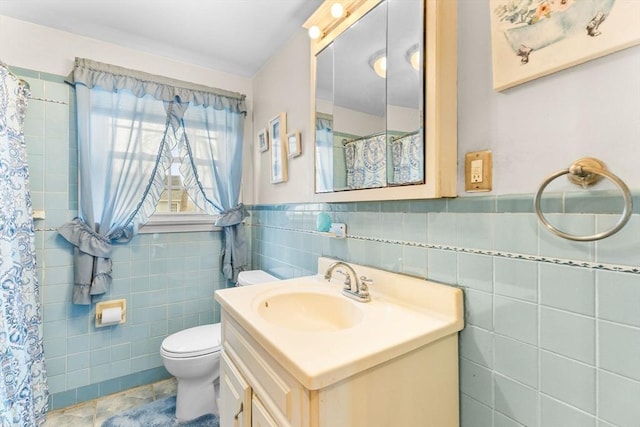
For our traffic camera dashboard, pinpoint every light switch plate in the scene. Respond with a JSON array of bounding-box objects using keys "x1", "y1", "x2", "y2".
[{"x1": 465, "y1": 150, "x2": 492, "y2": 192}]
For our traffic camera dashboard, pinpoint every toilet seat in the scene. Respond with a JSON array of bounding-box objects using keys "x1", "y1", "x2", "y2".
[{"x1": 161, "y1": 324, "x2": 221, "y2": 358}]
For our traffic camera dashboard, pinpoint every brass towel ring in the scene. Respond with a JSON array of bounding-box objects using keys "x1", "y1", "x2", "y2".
[{"x1": 534, "y1": 158, "x2": 633, "y2": 242}]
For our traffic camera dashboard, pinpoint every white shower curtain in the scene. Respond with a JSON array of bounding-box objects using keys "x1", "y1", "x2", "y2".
[{"x1": 0, "y1": 61, "x2": 49, "y2": 425}]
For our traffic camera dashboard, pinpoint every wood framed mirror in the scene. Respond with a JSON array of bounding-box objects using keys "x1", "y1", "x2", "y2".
[{"x1": 304, "y1": 0, "x2": 457, "y2": 202}]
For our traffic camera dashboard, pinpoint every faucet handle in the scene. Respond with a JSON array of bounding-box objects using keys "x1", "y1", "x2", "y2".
[
  {"x1": 333, "y1": 269, "x2": 352, "y2": 289},
  {"x1": 359, "y1": 276, "x2": 373, "y2": 297},
  {"x1": 360, "y1": 276, "x2": 373, "y2": 287}
]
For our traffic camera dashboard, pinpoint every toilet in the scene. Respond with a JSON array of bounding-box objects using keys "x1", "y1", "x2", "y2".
[{"x1": 160, "y1": 270, "x2": 278, "y2": 421}]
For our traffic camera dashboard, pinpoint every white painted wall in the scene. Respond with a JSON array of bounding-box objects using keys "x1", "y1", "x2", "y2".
[
  {"x1": 0, "y1": 15, "x2": 256, "y2": 202},
  {"x1": 251, "y1": 30, "x2": 314, "y2": 205},
  {"x1": 251, "y1": 0, "x2": 640, "y2": 203}
]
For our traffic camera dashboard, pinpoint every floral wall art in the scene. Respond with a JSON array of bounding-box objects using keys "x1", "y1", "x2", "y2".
[{"x1": 490, "y1": 0, "x2": 640, "y2": 90}]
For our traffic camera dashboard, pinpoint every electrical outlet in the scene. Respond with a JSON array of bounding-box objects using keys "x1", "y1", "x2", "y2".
[
  {"x1": 465, "y1": 150, "x2": 492, "y2": 192},
  {"x1": 470, "y1": 159, "x2": 483, "y2": 183}
]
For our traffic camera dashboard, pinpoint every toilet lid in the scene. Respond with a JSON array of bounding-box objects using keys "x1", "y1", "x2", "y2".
[{"x1": 161, "y1": 324, "x2": 221, "y2": 358}]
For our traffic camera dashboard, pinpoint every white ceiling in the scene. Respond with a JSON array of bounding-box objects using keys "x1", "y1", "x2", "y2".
[{"x1": 0, "y1": 0, "x2": 323, "y2": 77}]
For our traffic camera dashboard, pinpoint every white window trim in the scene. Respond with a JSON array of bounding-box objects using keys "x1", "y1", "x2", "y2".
[{"x1": 138, "y1": 213, "x2": 222, "y2": 234}]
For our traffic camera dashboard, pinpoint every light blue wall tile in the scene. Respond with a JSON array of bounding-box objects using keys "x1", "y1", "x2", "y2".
[
  {"x1": 494, "y1": 296, "x2": 537, "y2": 345},
  {"x1": 47, "y1": 374, "x2": 66, "y2": 395},
  {"x1": 494, "y1": 374, "x2": 538, "y2": 427},
  {"x1": 538, "y1": 214, "x2": 595, "y2": 261},
  {"x1": 67, "y1": 335, "x2": 89, "y2": 354},
  {"x1": 494, "y1": 214, "x2": 538, "y2": 255},
  {"x1": 460, "y1": 394, "x2": 492, "y2": 427},
  {"x1": 401, "y1": 245, "x2": 427, "y2": 278},
  {"x1": 596, "y1": 214, "x2": 640, "y2": 266},
  {"x1": 44, "y1": 81, "x2": 69, "y2": 103},
  {"x1": 459, "y1": 325, "x2": 493, "y2": 369},
  {"x1": 598, "y1": 370, "x2": 640, "y2": 427},
  {"x1": 494, "y1": 258, "x2": 538, "y2": 302},
  {"x1": 458, "y1": 253, "x2": 493, "y2": 292},
  {"x1": 67, "y1": 369, "x2": 89, "y2": 389},
  {"x1": 598, "y1": 321, "x2": 640, "y2": 381},
  {"x1": 540, "y1": 263, "x2": 595, "y2": 316},
  {"x1": 540, "y1": 395, "x2": 595, "y2": 427},
  {"x1": 457, "y1": 213, "x2": 493, "y2": 250},
  {"x1": 46, "y1": 357, "x2": 66, "y2": 376},
  {"x1": 426, "y1": 249, "x2": 457, "y2": 284},
  {"x1": 540, "y1": 307, "x2": 595, "y2": 365},
  {"x1": 540, "y1": 351, "x2": 595, "y2": 414},
  {"x1": 459, "y1": 358, "x2": 493, "y2": 407},
  {"x1": 402, "y1": 213, "x2": 427, "y2": 243},
  {"x1": 380, "y1": 212, "x2": 403, "y2": 241},
  {"x1": 380, "y1": 242, "x2": 403, "y2": 273},
  {"x1": 464, "y1": 289, "x2": 493, "y2": 330},
  {"x1": 494, "y1": 411, "x2": 525, "y2": 427},
  {"x1": 597, "y1": 270, "x2": 640, "y2": 327},
  {"x1": 427, "y1": 213, "x2": 457, "y2": 246},
  {"x1": 494, "y1": 335, "x2": 537, "y2": 388}
]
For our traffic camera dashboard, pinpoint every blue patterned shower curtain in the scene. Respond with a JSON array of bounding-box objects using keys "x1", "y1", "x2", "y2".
[{"x1": 0, "y1": 62, "x2": 49, "y2": 425}]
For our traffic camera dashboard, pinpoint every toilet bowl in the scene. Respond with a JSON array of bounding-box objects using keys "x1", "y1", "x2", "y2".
[{"x1": 160, "y1": 270, "x2": 278, "y2": 421}]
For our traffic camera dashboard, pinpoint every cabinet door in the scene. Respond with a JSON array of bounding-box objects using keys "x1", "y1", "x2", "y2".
[
  {"x1": 220, "y1": 352, "x2": 251, "y2": 427},
  {"x1": 252, "y1": 396, "x2": 278, "y2": 427}
]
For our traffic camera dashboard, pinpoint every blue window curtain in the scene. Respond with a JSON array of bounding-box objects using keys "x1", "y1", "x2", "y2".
[
  {"x1": 178, "y1": 103, "x2": 247, "y2": 281},
  {"x1": 58, "y1": 58, "x2": 247, "y2": 305}
]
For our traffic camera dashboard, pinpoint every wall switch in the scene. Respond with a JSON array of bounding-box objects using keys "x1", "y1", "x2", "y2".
[{"x1": 465, "y1": 150, "x2": 492, "y2": 192}]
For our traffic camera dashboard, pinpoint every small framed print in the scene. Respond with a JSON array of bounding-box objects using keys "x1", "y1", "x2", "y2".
[
  {"x1": 268, "y1": 112, "x2": 287, "y2": 183},
  {"x1": 257, "y1": 128, "x2": 268, "y2": 152},
  {"x1": 287, "y1": 130, "x2": 301, "y2": 158}
]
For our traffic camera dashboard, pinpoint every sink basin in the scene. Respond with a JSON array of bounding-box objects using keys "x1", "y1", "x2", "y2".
[{"x1": 255, "y1": 291, "x2": 364, "y2": 332}]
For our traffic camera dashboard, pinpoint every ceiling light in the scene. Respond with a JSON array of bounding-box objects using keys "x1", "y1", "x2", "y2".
[
  {"x1": 407, "y1": 45, "x2": 420, "y2": 71},
  {"x1": 308, "y1": 25, "x2": 322, "y2": 40},
  {"x1": 410, "y1": 51, "x2": 420, "y2": 70},
  {"x1": 330, "y1": 3, "x2": 345, "y2": 18},
  {"x1": 371, "y1": 55, "x2": 386, "y2": 78}
]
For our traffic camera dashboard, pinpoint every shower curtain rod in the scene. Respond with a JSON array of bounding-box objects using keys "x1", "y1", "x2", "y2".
[
  {"x1": 342, "y1": 131, "x2": 387, "y2": 145},
  {"x1": 27, "y1": 95, "x2": 68, "y2": 105}
]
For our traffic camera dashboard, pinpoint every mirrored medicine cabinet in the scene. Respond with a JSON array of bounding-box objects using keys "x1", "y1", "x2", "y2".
[{"x1": 304, "y1": 0, "x2": 457, "y2": 202}]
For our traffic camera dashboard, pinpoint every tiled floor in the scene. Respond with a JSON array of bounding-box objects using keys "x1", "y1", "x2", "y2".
[{"x1": 44, "y1": 378, "x2": 177, "y2": 427}]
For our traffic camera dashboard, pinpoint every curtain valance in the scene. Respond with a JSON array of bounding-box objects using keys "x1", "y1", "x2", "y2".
[{"x1": 67, "y1": 57, "x2": 247, "y2": 113}]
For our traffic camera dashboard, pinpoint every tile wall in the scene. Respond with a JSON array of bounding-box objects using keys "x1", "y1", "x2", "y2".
[
  {"x1": 250, "y1": 194, "x2": 640, "y2": 427},
  {"x1": 14, "y1": 67, "x2": 227, "y2": 410}
]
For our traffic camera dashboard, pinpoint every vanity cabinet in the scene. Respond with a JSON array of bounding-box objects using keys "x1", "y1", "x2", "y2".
[{"x1": 219, "y1": 311, "x2": 460, "y2": 427}]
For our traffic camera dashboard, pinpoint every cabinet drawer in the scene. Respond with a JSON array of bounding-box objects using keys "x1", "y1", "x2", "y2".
[{"x1": 222, "y1": 315, "x2": 308, "y2": 427}]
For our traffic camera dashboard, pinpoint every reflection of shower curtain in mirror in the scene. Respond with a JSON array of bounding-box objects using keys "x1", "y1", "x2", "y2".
[
  {"x1": 391, "y1": 132, "x2": 423, "y2": 184},
  {"x1": 0, "y1": 62, "x2": 49, "y2": 425},
  {"x1": 344, "y1": 134, "x2": 387, "y2": 189}
]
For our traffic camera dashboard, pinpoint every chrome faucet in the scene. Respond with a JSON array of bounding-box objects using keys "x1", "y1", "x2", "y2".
[{"x1": 324, "y1": 261, "x2": 371, "y2": 302}]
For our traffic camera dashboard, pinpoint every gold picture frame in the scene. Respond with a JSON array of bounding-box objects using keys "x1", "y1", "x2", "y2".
[
  {"x1": 257, "y1": 128, "x2": 269, "y2": 152},
  {"x1": 269, "y1": 112, "x2": 287, "y2": 183},
  {"x1": 490, "y1": 0, "x2": 640, "y2": 91},
  {"x1": 287, "y1": 130, "x2": 301, "y2": 158}
]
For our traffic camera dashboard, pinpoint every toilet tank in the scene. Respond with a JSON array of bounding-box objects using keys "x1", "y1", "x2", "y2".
[{"x1": 237, "y1": 270, "x2": 278, "y2": 286}]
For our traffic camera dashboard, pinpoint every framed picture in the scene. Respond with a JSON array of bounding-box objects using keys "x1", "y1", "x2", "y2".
[
  {"x1": 269, "y1": 112, "x2": 287, "y2": 183},
  {"x1": 287, "y1": 130, "x2": 301, "y2": 158},
  {"x1": 257, "y1": 128, "x2": 269, "y2": 152},
  {"x1": 489, "y1": 0, "x2": 640, "y2": 91}
]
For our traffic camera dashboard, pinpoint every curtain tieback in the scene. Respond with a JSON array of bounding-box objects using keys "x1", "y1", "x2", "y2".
[
  {"x1": 58, "y1": 218, "x2": 111, "y2": 256},
  {"x1": 214, "y1": 203, "x2": 249, "y2": 227},
  {"x1": 58, "y1": 218, "x2": 113, "y2": 305}
]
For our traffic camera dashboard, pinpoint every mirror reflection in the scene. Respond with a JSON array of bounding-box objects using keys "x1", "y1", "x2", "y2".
[{"x1": 315, "y1": 0, "x2": 423, "y2": 193}]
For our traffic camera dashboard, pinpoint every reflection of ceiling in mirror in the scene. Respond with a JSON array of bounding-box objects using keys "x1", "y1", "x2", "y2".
[{"x1": 315, "y1": 0, "x2": 422, "y2": 116}]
